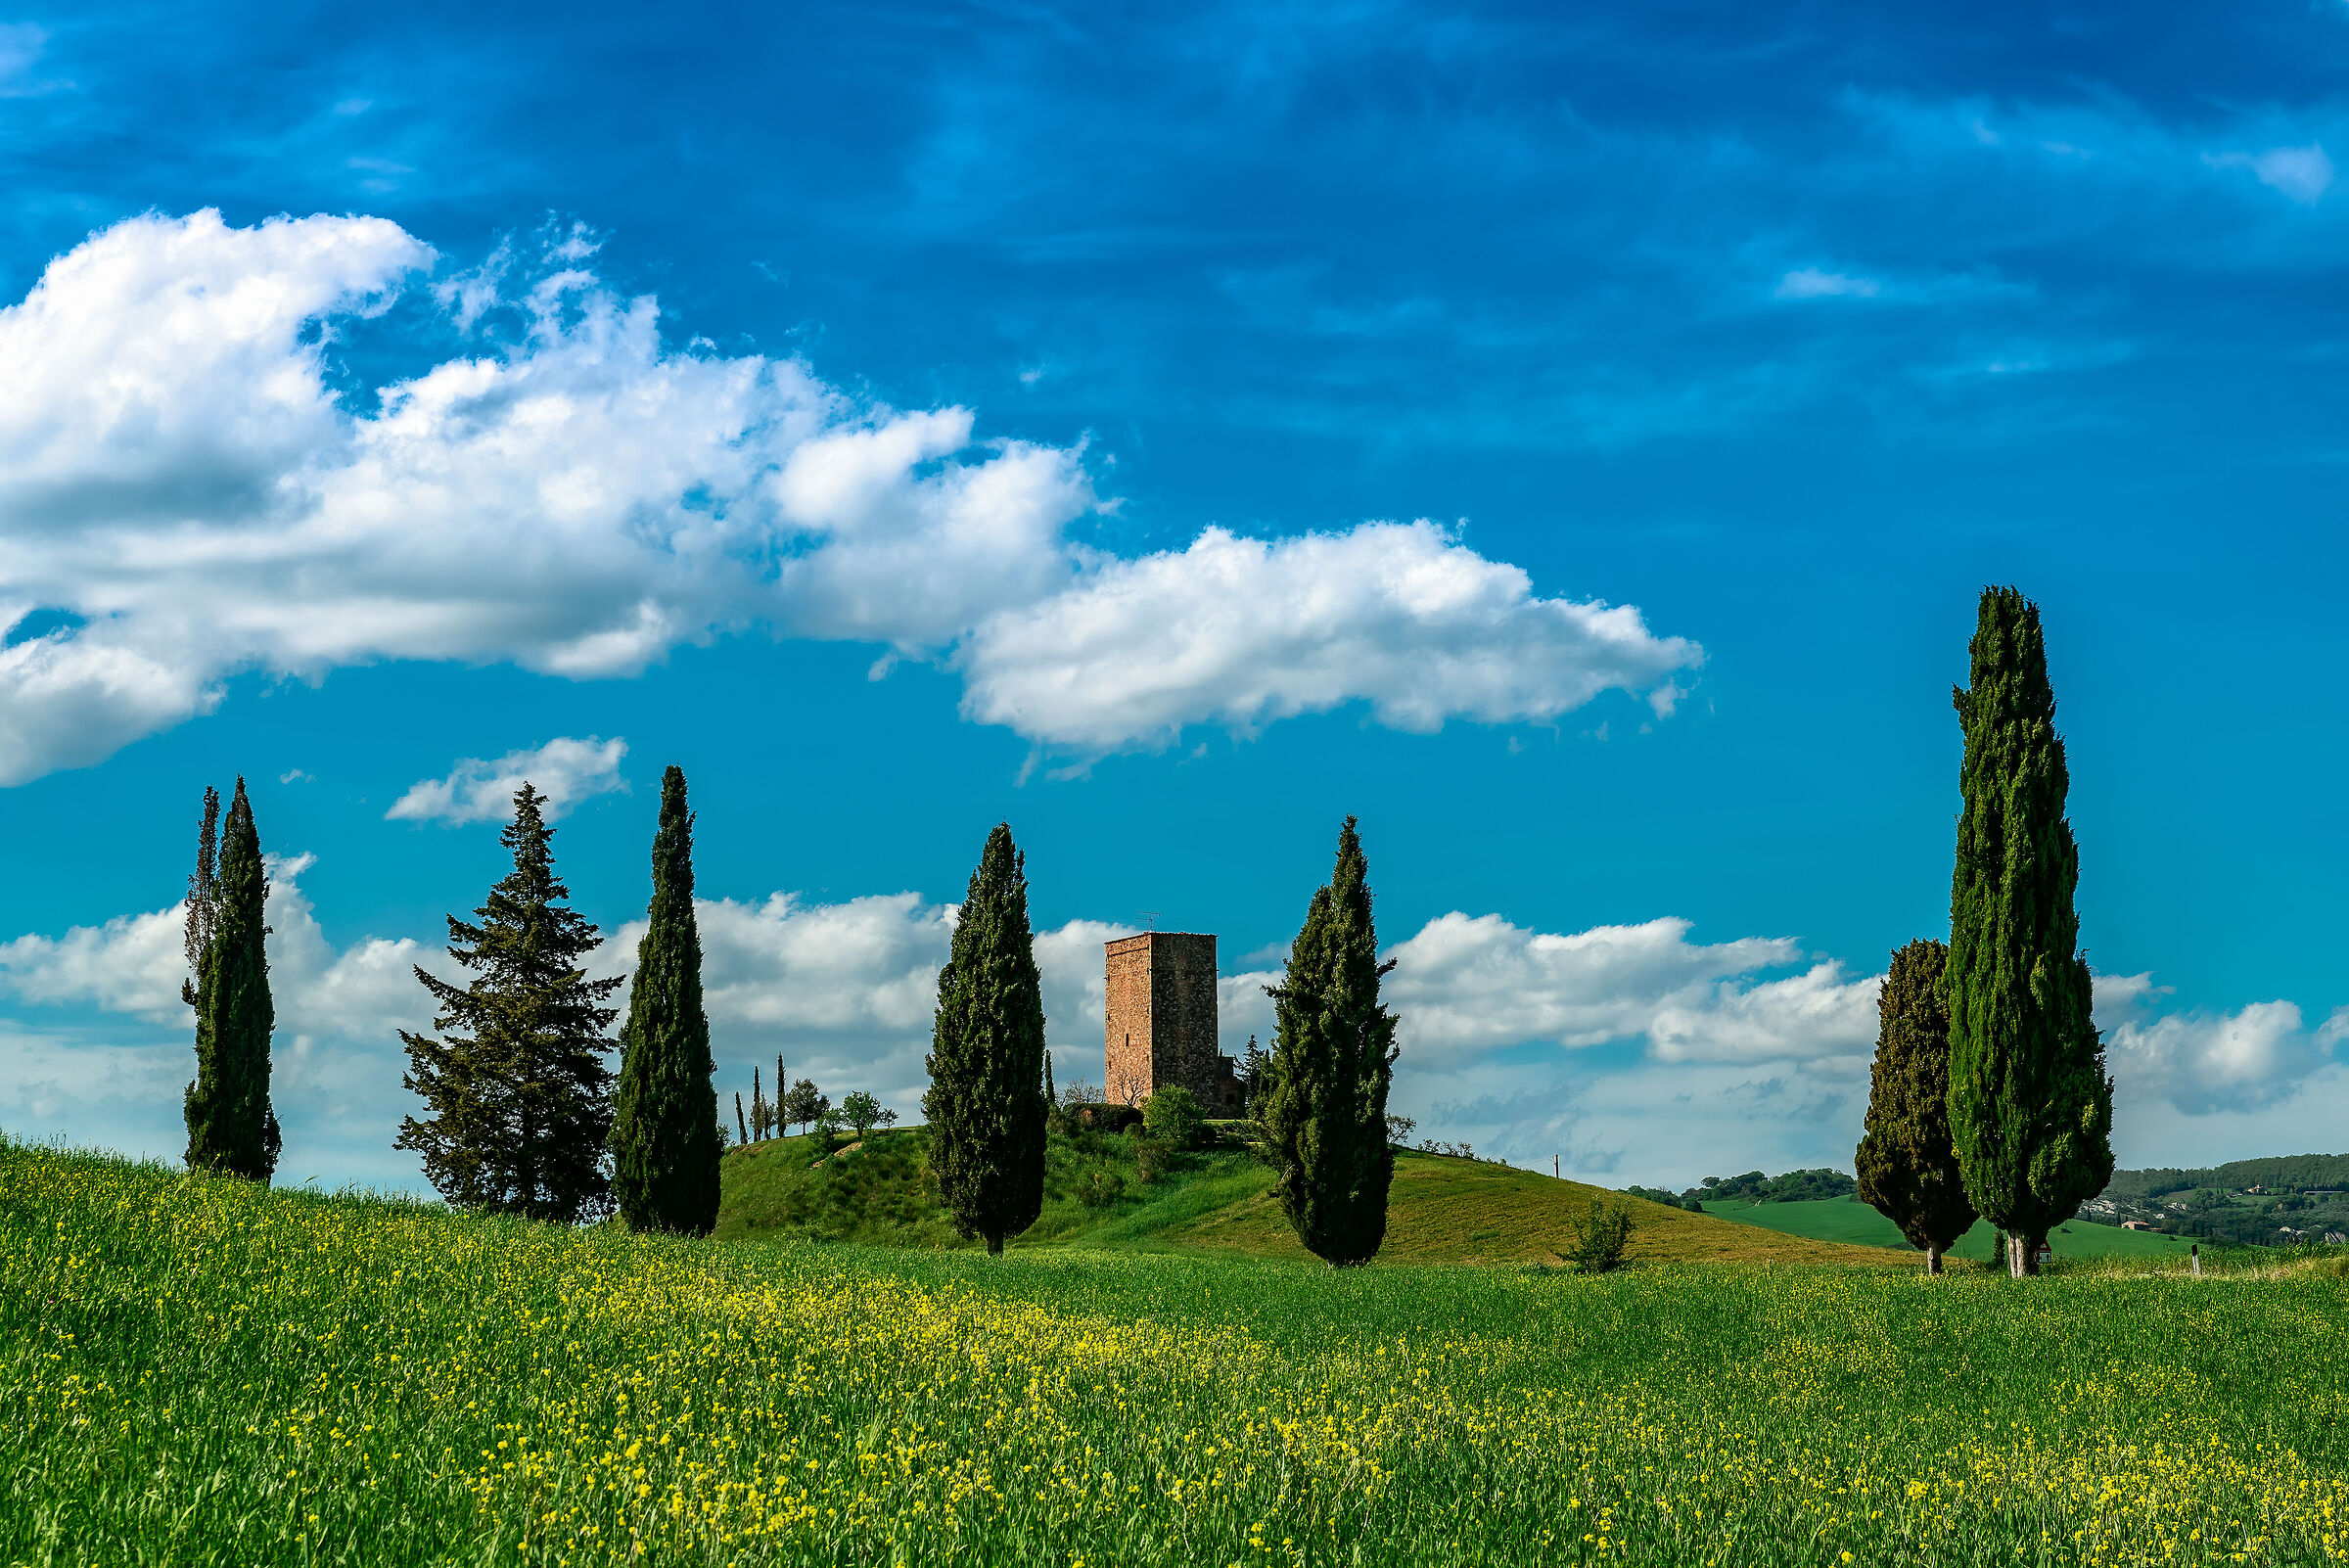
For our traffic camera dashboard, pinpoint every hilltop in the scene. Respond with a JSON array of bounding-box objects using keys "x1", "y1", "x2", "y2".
[{"x1": 719, "y1": 1125, "x2": 1895, "y2": 1268}]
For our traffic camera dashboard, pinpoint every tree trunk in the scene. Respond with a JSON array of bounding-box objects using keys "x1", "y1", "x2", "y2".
[
  {"x1": 2007, "y1": 1232, "x2": 2025, "y2": 1278},
  {"x1": 987, "y1": 1233, "x2": 1003, "y2": 1257},
  {"x1": 1925, "y1": 1244, "x2": 1942, "y2": 1275}
]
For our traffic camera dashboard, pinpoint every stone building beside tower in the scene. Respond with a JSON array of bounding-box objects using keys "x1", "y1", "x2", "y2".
[{"x1": 1103, "y1": 932, "x2": 1244, "y2": 1116}]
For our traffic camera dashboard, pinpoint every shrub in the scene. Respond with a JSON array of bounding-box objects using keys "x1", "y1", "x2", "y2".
[
  {"x1": 1078, "y1": 1104, "x2": 1142, "y2": 1136},
  {"x1": 1142, "y1": 1085, "x2": 1206, "y2": 1150},
  {"x1": 1565, "y1": 1196, "x2": 1635, "y2": 1274},
  {"x1": 1076, "y1": 1165, "x2": 1127, "y2": 1208}
]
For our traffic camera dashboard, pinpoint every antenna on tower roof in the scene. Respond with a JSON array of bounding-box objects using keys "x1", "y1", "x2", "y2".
[{"x1": 1138, "y1": 910, "x2": 1160, "y2": 932}]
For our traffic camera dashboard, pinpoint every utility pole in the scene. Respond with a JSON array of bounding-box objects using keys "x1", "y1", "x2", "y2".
[{"x1": 1552, "y1": 1154, "x2": 1560, "y2": 1179}]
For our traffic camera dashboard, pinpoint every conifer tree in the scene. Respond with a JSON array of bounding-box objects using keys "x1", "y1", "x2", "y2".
[
  {"x1": 1856, "y1": 939, "x2": 1974, "y2": 1273},
  {"x1": 611, "y1": 765, "x2": 720, "y2": 1234},
  {"x1": 1260, "y1": 816, "x2": 1398, "y2": 1267},
  {"x1": 179, "y1": 785, "x2": 219, "y2": 1010},
  {"x1": 396, "y1": 783, "x2": 622, "y2": 1223},
  {"x1": 1946, "y1": 587, "x2": 2114, "y2": 1277},
  {"x1": 923, "y1": 823, "x2": 1048, "y2": 1255},
  {"x1": 735, "y1": 1090, "x2": 749, "y2": 1145},
  {"x1": 184, "y1": 778, "x2": 279, "y2": 1180}
]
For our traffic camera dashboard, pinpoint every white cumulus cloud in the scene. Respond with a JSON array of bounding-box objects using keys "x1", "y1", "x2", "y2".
[
  {"x1": 958, "y1": 523, "x2": 1700, "y2": 753},
  {"x1": 1382, "y1": 911, "x2": 1876, "y2": 1066},
  {"x1": 388, "y1": 736, "x2": 629, "y2": 825},
  {"x1": 0, "y1": 209, "x2": 1699, "y2": 781},
  {"x1": 2095, "y1": 971, "x2": 2345, "y2": 1114}
]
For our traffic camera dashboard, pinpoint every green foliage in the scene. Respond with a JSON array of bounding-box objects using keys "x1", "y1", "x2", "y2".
[
  {"x1": 1141, "y1": 1084, "x2": 1206, "y2": 1150},
  {"x1": 1621, "y1": 1184, "x2": 1695, "y2": 1211},
  {"x1": 1077, "y1": 1163, "x2": 1128, "y2": 1208},
  {"x1": 177, "y1": 784, "x2": 219, "y2": 1010},
  {"x1": 839, "y1": 1091, "x2": 897, "y2": 1140},
  {"x1": 785, "y1": 1078, "x2": 827, "y2": 1135},
  {"x1": 183, "y1": 778, "x2": 279, "y2": 1181},
  {"x1": 1855, "y1": 939, "x2": 1976, "y2": 1267},
  {"x1": 1946, "y1": 588, "x2": 2115, "y2": 1272},
  {"x1": 1235, "y1": 1034, "x2": 1271, "y2": 1117},
  {"x1": 611, "y1": 766, "x2": 721, "y2": 1236},
  {"x1": 1564, "y1": 1196, "x2": 1635, "y2": 1273},
  {"x1": 922, "y1": 823, "x2": 1049, "y2": 1255},
  {"x1": 1259, "y1": 816, "x2": 1399, "y2": 1267},
  {"x1": 395, "y1": 784, "x2": 622, "y2": 1224}
]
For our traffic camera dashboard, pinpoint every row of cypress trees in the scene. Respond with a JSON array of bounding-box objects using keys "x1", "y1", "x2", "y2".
[
  {"x1": 923, "y1": 816, "x2": 1399, "y2": 1266},
  {"x1": 1856, "y1": 587, "x2": 2115, "y2": 1278},
  {"x1": 181, "y1": 766, "x2": 723, "y2": 1237},
  {"x1": 177, "y1": 765, "x2": 1403, "y2": 1266}
]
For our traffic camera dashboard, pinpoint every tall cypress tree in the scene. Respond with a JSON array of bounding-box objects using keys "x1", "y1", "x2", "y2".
[
  {"x1": 184, "y1": 778, "x2": 279, "y2": 1180},
  {"x1": 1946, "y1": 587, "x2": 2114, "y2": 1277},
  {"x1": 396, "y1": 783, "x2": 622, "y2": 1224},
  {"x1": 1855, "y1": 940, "x2": 1974, "y2": 1274},
  {"x1": 923, "y1": 823, "x2": 1048, "y2": 1255},
  {"x1": 610, "y1": 765, "x2": 720, "y2": 1234},
  {"x1": 1260, "y1": 816, "x2": 1398, "y2": 1267}
]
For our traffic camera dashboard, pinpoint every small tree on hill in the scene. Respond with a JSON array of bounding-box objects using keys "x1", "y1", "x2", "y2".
[
  {"x1": 840, "y1": 1090, "x2": 896, "y2": 1140},
  {"x1": 786, "y1": 1078, "x2": 827, "y2": 1135},
  {"x1": 923, "y1": 823, "x2": 1049, "y2": 1255},
  {"x1": 1946, "y1": 588, "x2": 2114, "y2": 1277},
  {"x1": 1856, "y1": 939, "x2": 1976, "y2": 1274},
  {"x1": 735, "y1": 1090, "x2": 749, "y2": 1146},
  {"x1": 396, "y1": 783, "x2": 622, "y2": 1224},
  {"x1": 184, "y1": 778, "x2": 280, "y2": 1181},
  {"x1": 611, "y1": 765, "x2": 720, "y2": 1235},
  {"x1": 1259, "y1": 816, "x2": 1399, "y2": 1267}
]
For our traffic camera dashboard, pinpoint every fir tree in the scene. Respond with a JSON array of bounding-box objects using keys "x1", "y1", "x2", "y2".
[
  {"x1": 1260, "y1": 816, "x2": 1398, "y2": 1267},
  {"x1": 1855, "y1": 939, "x2": 1975, "y2": 1273},
  {"x1": 923, "y1": 823, "x2": 1048, "y2": 1255},
  {"x1": 396, "y1": 783, "x2": 622, "y2": 1224},
  {"x1": 611, "y1": 766, "x2": 720, "y2": 1235},
  {"x1": 184, "y1": 778, "x2": 279, "y2": 1180},
  {"x1": 1946, "y1": 587, "x2": 2114, "y2": 1277}
]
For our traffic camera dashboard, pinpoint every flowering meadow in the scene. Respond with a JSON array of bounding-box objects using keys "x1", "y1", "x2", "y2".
[{"x1": 5, "y1": 1138, "x2": 2347, "y2": 1566}]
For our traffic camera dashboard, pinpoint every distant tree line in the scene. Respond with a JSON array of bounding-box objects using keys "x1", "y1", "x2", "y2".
[{"x1": 1625, "y1": 1169, "x2": 1858, "y2": 1211}]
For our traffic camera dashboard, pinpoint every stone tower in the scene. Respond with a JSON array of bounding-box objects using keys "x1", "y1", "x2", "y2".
[{"x1": 1103, "y1": 932, "x2": 1242, "y2": 1115}]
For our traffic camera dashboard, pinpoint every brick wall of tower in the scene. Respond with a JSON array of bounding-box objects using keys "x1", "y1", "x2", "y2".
[{"x1": 1103, "y1": 933, "x2": 1234, "y2": 1113}]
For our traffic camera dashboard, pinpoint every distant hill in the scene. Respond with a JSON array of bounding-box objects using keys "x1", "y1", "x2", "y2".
[
  {"x1": 1697, "y1": 1196, "x2": 2195, "y2": 1262},
  {"x1": 1623, "y1": 1167, "x2": 1858, "y2": 1210},
  {"x1": 2102, "y1": 1154, "x2": 2349, "y2": 1202},
  {"x1": 718, "y1": 1127, "x2": 1896, "y2": 1268}
]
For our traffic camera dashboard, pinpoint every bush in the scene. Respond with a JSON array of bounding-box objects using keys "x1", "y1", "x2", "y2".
[
  {"x1": 1077, "y1": 1104, "x2": 1143, "y2": 1136},
  {"x1": 1565, "y1": 1196, "x2": 1635, "y2": 1274},
  {"x1": 1076, "y1": 1165, "x2": 1127, "y2": 1208},
  {"x1": 1142, "y1": 1085, "x2": 1206, "y2": 1150}
]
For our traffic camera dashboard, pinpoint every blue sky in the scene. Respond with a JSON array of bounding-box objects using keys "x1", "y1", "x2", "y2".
[{"x1": 0, "y1": 0, "x2": 2342, "y2": 1191}]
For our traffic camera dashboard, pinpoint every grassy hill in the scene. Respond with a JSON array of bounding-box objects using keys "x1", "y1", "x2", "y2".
[
  {"x1": 720, "y1": 1125, "x2": 1897, "y2": 1267},
  {"x1": 1700, "y1": 1196, "x2": 2198, "y2": 1261}
]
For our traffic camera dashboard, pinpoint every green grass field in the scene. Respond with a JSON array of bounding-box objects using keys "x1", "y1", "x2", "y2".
[
  {"x1": 9, "y1": 1137, "x2": 2349, "y2": 1566},
  {"x1": 1701, "y1": 1196, "x2": 2200, "y2": 1262}
]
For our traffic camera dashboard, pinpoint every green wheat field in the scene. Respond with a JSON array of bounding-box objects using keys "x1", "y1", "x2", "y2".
[{"x1": 6, "y1": 1136, "x2": 2348, "y2": 1567}]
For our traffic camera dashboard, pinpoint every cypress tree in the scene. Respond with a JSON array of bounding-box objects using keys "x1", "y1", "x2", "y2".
[
  {"x1": 735, "y1": 1090, "x2": 749, "y2": 1146},
  {"x1": 1855, "y1": 940, "x2": 1974, "y2": 1273},
  {"x1": 610, "y1": 765, "x2": 720, "y2": 1235},
  {"x1": 923, "y1": 823, "x2": 1048, "y2": 1255},
  {"x1": 178, "y1": 785, "x2": 219, "y2": 1010},
  {"x1": 396, "y1": 783, "x2": 622, "y2": 1223},
  {"x1": 1260, "y1": 816, "x2": 1399, "y2": 1267},
  {"x1": 183, "y1": 778, "x2": 279, "y2": 1180},
  {"x1": 1946, "y1": 587, "x2": 2114, "y2": 1277}
]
